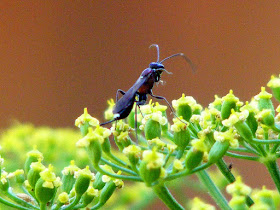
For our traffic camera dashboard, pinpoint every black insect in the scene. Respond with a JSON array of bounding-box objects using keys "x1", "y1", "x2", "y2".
[
  {"x1": 228, "y1": 163, "x2": 233, "y2": 171},
  {"x1": 100, "y1": 44, "x2": 195, "y2": 126}
]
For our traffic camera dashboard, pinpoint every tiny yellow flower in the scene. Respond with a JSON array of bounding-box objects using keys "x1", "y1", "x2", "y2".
[
  {"x1": 222, "y1": 110, "x2": 249, "y2": 127},
  {"x1": 123, "y1": 145, "x2": 142, "y2": 158},
  {"x1": 267, "y1": 75, "x2": 280, "y2": 88},
  {"x1": 254, "y1": 87, "x2": 272, "y2": 100},
  {"x1": 147, "y1": 137, "x2": 166, "y2": 150},
  {"x1": 226, "y1": 176, "x2": 252, "y2": 196},
  {"x1": 172, "y1": 93, "x2": 197, "y2": 110},
  {"x1": 62, "y1": 160, "x2": 80, "y2": 176},
  {"x1": 75, "y1": 108, "x2": 99, "y2": 128},
  {"x1": 170, "y1": 117, "x2": 189, "y2": 132},
  {"x1": 58, "y1": 192, "x2": 69, "y2": 204},
  {"x1": 173, "y1": 159, "x2": 184, "y2": 171},
  {"x1": 104, "y1": 99, "x2": 115, "y2": 120},
  {"x1": 142, "y1": 149, "x2": 164, "y2": 169}
]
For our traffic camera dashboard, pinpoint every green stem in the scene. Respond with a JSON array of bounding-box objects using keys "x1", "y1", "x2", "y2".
[
  {"x1": 40, "y1": 203, "x2": 47, "y2": 210},
  {"x1": 0, "y1": 194, "x2": 30, "y2": 210},
  {"x1": 253, "y1": 138, "x2": 280, "y2": 144},
  {"x1": 152, "y1": 184, "x2": 184, "y2": 210},
  {"x1": 216, "y1": 159, "x2": 235, "y2": 183},
  {"x1": 94, "y1": 164, "x2": 142, "y2": 181},
  {"x1": 196, "y1": 170, "x2": 231, "y2": 210},
  {"x1": 271, "y1": 143, "x2": 280, "y2": 153},
  {"x1": 225, "y1": 152, "x2": 259, "y2": 161},
  {"x1": 101, "y1": 157, "x2": 137, "y2": 175},
  {"x1": 216, "y1": 159, "x2": 254, "y2": 207},
  {"x1": 264, "y1": 160, "x2": 280, "y2": 193},
  {"x1": 105, "y1": 152, "x2": 128, "y2": 167},
  {"x1": 62, "y1": 195, "x2": 82, "y2": 210},
  {"x1": 5, "y1": 188, "x2": 39, "y2": 209}
]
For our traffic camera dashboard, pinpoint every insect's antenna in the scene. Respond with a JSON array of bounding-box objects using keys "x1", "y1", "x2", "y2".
[
  {"x1": 160, "y1": 53, "x2": 196, "y2": 73},
  {"x1": 149, "y1": 44, "x2": 160, "y2": 62},
  {"x1": 162, "y1": 69, "x2": 172, "y2": 74}
]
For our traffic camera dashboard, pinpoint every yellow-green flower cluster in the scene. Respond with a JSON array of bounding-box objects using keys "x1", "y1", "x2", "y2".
[
  {"x1": 40, "y1": 165, "x2": 62, "y2": 189},
  {"x1": 226, "y1": 176, "x2": 252, "y2": 196},
  {"x1": 76, "y1": 127, "x2": 111, "y2": 147},
  {"x1": 142, "y1": 149, "x2": 164, "y2": 169},
  {"x1": 189, "y1": 197, "x2": 216, "y2": 210},
  {"x1": 75, "y1": 108, "x2": 99, "y2": 128},
  {"x1": 170, "y1": 117, "x2": 189, "y2": 132},
  {"x1": 222, "y1": 110, "x2": 249, "y2": 127},
  {"x1": 214, "y1": 128, "x2": 239, "y2": 148},
  {"x1": 172, "y1": 93, "x2": 197, "y2": 110},
  {"x1": 104, "y1": 99, "x2": 115, "y2": 120},
  {"x1": 101, "y1": 165, "x2": 124, "y2": 188}
]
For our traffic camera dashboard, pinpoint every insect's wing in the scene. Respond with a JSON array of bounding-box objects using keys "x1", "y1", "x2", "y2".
[{"x1": 113, "y1": 76, "x2": 148, "y2": 119}]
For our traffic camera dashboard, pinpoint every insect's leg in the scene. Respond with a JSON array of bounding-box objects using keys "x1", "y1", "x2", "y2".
[
  {"x1": 137, "y1": 105, "x2": 144, "y2": 118},
  {"x1": 134, "y1": 104, "x2": 138, "y2": 142},
  {"x1": 100, "y1": 119, "x2": 116, "y2": 126},
  {"x1": 149, "y1": 91, "x2": 176, "y2": 114},
  {"x1": 150, "y1": 91, "x2": 186, "y2": 124},
  {"x1": 116, "y1": 89, "x2": 126, "y2": 102}
]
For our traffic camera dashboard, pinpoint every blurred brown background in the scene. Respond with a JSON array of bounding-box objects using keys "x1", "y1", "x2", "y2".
[{"x1": 1, "y1": 0, "x2": 280, "y2": 202}]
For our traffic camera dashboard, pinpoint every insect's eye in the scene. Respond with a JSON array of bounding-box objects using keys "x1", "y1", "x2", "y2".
[{"x1": 155, "y1": 72, "x2": 161, "y2": 82}]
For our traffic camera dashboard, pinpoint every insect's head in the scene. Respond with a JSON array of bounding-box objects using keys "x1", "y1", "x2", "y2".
[{"x1": 149, "y1": 62, "x2": 165, "y2": 82}]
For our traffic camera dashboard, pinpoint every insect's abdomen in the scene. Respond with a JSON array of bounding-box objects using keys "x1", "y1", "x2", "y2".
[{"x1": 113, "y1": 92, "x2": 136, "y2": 120}]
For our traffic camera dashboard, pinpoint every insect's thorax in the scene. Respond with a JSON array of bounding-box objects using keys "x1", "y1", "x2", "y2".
[{"x1": 138, "y1": 70, "x2": 158, "y2": 94}]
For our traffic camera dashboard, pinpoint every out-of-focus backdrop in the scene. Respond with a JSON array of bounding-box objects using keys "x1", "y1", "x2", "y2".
[{"x1": 1, "y1": 0, "x2": 280, "y2": 195}]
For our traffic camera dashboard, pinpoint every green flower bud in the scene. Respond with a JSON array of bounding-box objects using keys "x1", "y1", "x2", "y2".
[
  {"x1": 35, "y1": 178, "x2": 56, "y2": 205},
  {"x1": 24, "y1": 147, "x2": 43, "y2": 174},
  {"x1": 184, "y1": 147, "x2": 204, "y2": 170},
  {"x1": 61, "y1": 160, "x2": 80, "y2": 194},
  {"x1": 139, "y1": 149, "x2": 164, "y2": 186},
  {"x1": 57, "y1": 192, "x2": 69, "y2": 205},
  {"x1": 75, "y1": 108, "x2": 99, "y2": 136},
  {"x1": 208, "y1": 141, "x2": 230, "y2": 164},
  {"x1": 222, "y1": 110, "x2": 253, "y2": 142},
  {"x1": 209, "y1": 95, "x2": 223, "y2": 111},
  {"x1": 123, "y1": 145, "x2": 141, "y2": 166},
  {"x1": 116, "y1": 131, "x2": 132, "y2": 148},
  {"x1": 229, "y1": 196, "x2": 248, "y2": 210},
  {"x1": 101, "y1": 137, "x2": 111, "y2": 154},
  {"x1": 74, "y1": 166, "x2": 95, "y2": 196},
  {"x1": 76, "y1": 128, "x2": 103, "y2": 166},
  {"x1": 35, "y1": 165, "x2": 61, "y2": 205},
  {"x1": 171, "y1": 118, "x2": 190, "y2": 149},
  {"x1": 252, "y1": 186, "x2": 278, "y2": 209},
  {"x1": 80, "y1": 186, "x2": 98, "y2": 207},
  {"x1": 255, "y1": 87, "x2": 275, "y2": 116},
  {"x1": 92, "y1": 172, "x2": 106, "y2": 190},
  {"x1": 267, "y1": 75, "x2": 280, "y2": 102},
  {"x1": 14, "y1": 169, "x2": 25, "y2": 184},
  {"x1": 241, "y1": 102, "x2": 258, "y2": 135},
  {"x1": 27, "y1": 160, "x2": 46, "y2": 189},
  {"x1": 235, "y1": 121, "x2": 253, "y2": 143},
  {"x1": 98, "y1": 180, "x2": 117, "y2": 206},
  {"x1": 172, "y1": 94, "x2": 196, "y2": 121},
  {"x1": 256, "y1": 109, "x2": 275, "y2": 127},
  {"x1": 144, "y1": 118, "x2": 161, "y2": 140},
  {"x1": 221, "y1": 90, "x2": 239, "y2": 120}
]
